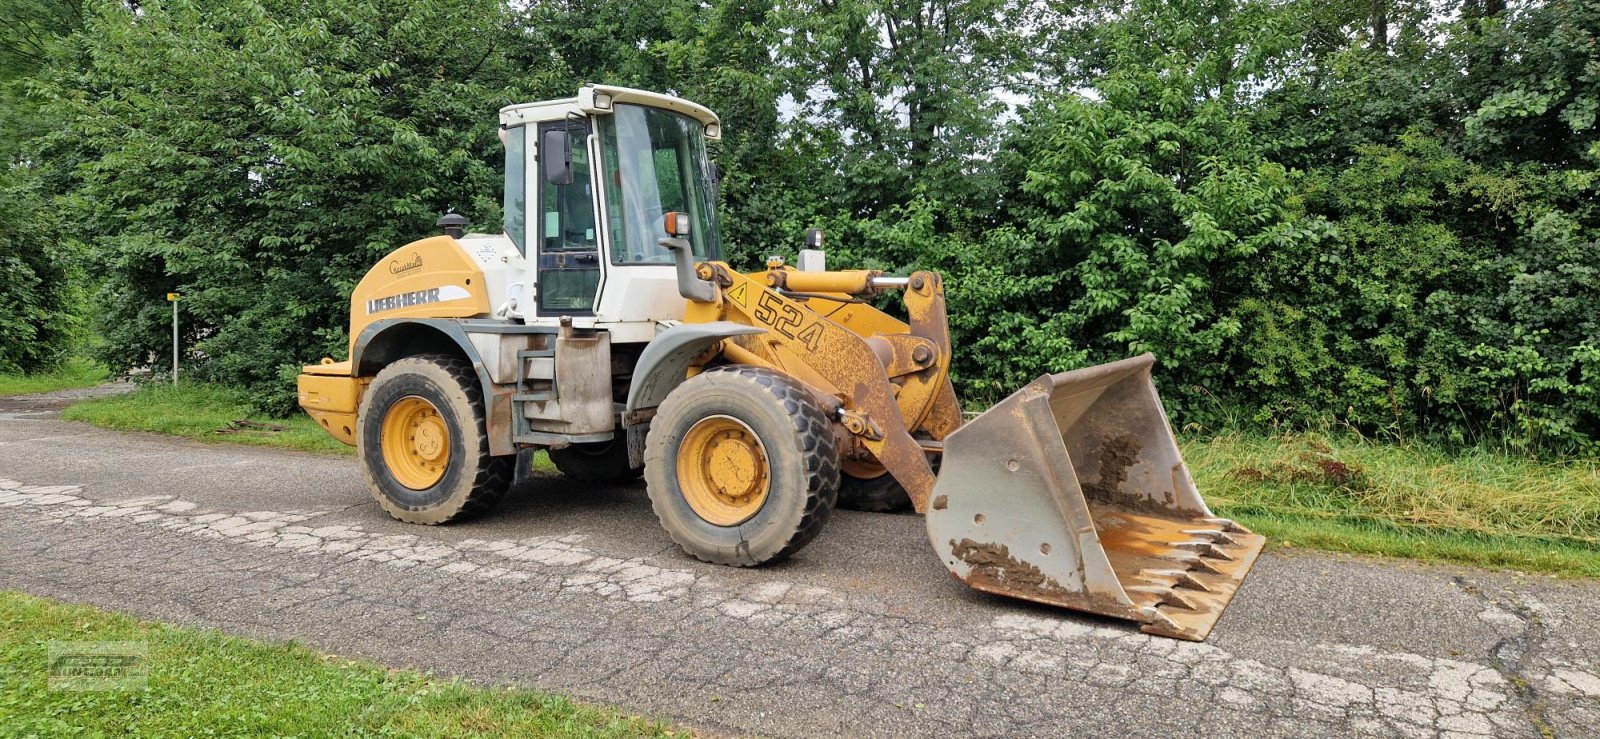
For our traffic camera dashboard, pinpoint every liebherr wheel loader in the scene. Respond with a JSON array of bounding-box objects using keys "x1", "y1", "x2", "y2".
[{"x1": 297, "y1": 84, "x2": 1265, "y2": 641}]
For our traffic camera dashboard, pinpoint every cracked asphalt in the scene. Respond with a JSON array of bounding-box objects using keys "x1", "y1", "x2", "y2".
[{"x1": 2, "y1": 387, "x2": 1598, "y2": 737}]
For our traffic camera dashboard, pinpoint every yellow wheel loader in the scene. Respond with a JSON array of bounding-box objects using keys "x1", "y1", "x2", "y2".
[{"x1": 297, "y1": 84, "x2": 1265, "y2": 641}]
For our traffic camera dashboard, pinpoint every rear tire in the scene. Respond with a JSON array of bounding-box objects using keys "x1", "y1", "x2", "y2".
[
  {"x1": 358, "y1": 354, "x2": 511, "y2": 525},
  {"x1": 837, "y1": 468, "x2": 914, "y2": 512},
  {"x1": 548, "y1": 436, "x2": 643, "y2": 483},
  {"x1": 644, "y1": 366, "x2": 840, "y2": 566}
]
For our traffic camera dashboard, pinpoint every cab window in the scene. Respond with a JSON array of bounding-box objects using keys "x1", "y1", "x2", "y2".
[
  {"x1": 502, "y1": 125, "x2": 526, "y2": 252},
  {"x1": 536, "y1": 121, "x2": 599, "y2": 314}
]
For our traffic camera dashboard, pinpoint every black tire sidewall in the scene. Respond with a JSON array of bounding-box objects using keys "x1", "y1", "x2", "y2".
[
  {"x1": 838, "y1": 470, "x2": 913, "y2": 512},
  {"x1": 359, "y1": 360, "x2": 479, "y2": 518}
]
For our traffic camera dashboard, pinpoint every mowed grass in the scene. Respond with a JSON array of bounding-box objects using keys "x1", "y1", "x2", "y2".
[
  {"x1": 1185, "y1": 432, "x2": 1600, "y2": 578},
  {"x1": 62, "y1": 383, "x2": 354, "y2": 454},
  {"x1": 62, "y1": 382, "x2": 560, "y2": 471},
  {"x1": 0, "y1": 591, "x2": 678, "y2": 738},
  {"x1": 0, "y1": 357, "x2": 108, "y2": 396}
]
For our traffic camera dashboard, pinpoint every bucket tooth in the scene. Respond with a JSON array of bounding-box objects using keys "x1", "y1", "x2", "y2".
[
  {"x1": 1174, "y1": 541, "x2": 1236, "y2": 561},
  {"x1": 1165, "y1": 551, "x2": 1226, "y2": 574},
  {"x1": 1141, "y1": 568, "x2": 1214, "y2": 592},
  {"x1": 1126, "y1": 585, "x2": 1199, "y2": 612},
  {"x1": 925, "y1": 353, "x2": 1266, "y2": 642},
  {"x1": 1177, "y1": 543, "x2": 1235, "y2": 559},
  {"x1": 1175, "y1": 571, "x2": 1213, "y2": 591},
  {"x1": 1182, "y1": 529, "x2": 1239, "y2": 547},
  {"x1": 1204, "y1": 517, "x2": 1247, "y2": 534},
  {"x1": 1139, "y1": 607, "x2": 1184, "y2": 634}
]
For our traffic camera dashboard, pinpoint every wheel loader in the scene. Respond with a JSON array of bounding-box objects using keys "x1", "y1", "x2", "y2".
[{"x1": 297, "y1": 84, "x2": 1264, "y2": 641}]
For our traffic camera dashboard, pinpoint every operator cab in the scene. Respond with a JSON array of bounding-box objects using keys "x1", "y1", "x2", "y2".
[{"x1": 499, "y1": 85, "x2": 722, "y2": 339}]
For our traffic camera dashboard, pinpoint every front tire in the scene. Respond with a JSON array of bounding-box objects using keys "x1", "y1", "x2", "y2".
[
  {"x1": 358, "y1": 354, "x2": 511, "y2": 525},
  {"x1": 644, "y1": 366, "x2": 840, "y2": 566}
]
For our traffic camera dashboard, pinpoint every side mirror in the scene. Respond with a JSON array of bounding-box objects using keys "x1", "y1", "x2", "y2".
[{"x1": 542, "y1": 129, "x2": 573, "y2": 185}]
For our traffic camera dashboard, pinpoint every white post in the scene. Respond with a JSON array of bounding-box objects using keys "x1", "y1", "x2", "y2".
[{"x1": 167, "y1": 293, "x2": 180, "y2": 385}]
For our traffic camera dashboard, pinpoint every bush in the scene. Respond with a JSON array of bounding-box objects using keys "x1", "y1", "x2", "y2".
[{"x1": 1234, "y1": 133, "x2": 1600, "y2": 451}]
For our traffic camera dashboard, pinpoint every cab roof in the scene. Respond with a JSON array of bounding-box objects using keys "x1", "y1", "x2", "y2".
[{"x1": 498, "y1": 84, "x2": 722, "y2": 140}]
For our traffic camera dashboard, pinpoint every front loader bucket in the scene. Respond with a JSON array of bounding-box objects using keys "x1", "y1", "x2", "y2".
[{"x1": 926, "y1": 353, "x2": 1264, "y2": 641}]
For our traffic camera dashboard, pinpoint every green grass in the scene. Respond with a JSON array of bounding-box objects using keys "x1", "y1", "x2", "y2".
[
  {"x1": 61, "y1": 383, "x2": 1599, "y2": 578},
  {"x1": 0, "y1": 591, "x2": 677, "y2": 738},
  {"x1": 0, "y1": 357, "x2": 108, "y2": 396},
  {"x1": 61, "y1": 382, "x2": 560, "y2": 472},
  {"x1": 1185, "y1": 432, "x2": 1600, "y2": 578},
  {"x1": 62, "y1": 383, "x2": 355, "y2": 455}
]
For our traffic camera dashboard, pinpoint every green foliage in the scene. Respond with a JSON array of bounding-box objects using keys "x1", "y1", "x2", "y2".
[
  {"x1": 0, "y1": 0, "x2": 86, "y2": 373},
  {"x1": 1456, "y1": 0, "x2": 1600, "y2": 166},
  {"x1": 1225, "y1": 0, "x2": 1599, "y2": 450},
  {"x1": 49, "y1": 0, "x2": 560, "y2": 413},
  {"x1": 934, "y1": 0, "x2": 1597, "y2": 450},
  {"x1": 776, "y1": 0, "x2": 1027, "y2": 216},
  {"x1": 973, "y1": 82, "x2": 1304, "y2": 413},
  {"x1": 0, "y1": 167, "x2": 79, "y2": 373},
  {"x1": 7, "y1": 0, "x2": 1596, "y2": 452}
]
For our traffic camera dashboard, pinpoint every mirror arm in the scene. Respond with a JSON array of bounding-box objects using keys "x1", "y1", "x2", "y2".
[{"x1": 659, "y1": 237, "x2": 718, "y2": 303}]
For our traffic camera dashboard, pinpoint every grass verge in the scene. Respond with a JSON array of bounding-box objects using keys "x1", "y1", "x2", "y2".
[
  {"x1": 62, "y1": 384, "x2": 1599, "y2": 578},
  {"x1": 62, "y1": 383, "x2": 353, "y2": 454},
  {"x1": 0, "y1": 591, "x2": 676, "y2": 738},
  {"x1": 0, "y1": 357, "x2": 108, "y2": 396},
  {"x1": 62, "y1": 382, "x2": 559, "y2": 471},
  {"x1": 1185, "y1": 432, "x2": 1600, "y2": 578}
]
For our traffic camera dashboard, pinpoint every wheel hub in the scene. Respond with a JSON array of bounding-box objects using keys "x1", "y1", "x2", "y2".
[
  {"x1": 677, "y1": 415, "x2": 770, "y2": 526},
  {"x1": 381, "y1": 396, "x2": 450, "y2": 490}
]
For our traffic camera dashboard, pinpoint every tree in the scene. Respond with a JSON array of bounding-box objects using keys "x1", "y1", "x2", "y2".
[
  {"x1": 0, "y1": 0, "x2": 93, "y2": 373},
  {"x1": 49, "y1": 0, "x2": 561, "y2": 411},
  {"x1": 775, "y1": 0, "x2": 1030, "y2": 217}
]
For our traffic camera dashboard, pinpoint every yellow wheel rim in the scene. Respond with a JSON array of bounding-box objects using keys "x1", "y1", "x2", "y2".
[
  {"x1": 381, "y1": 396, "x2": 450, "y2": 490},
  {"x1": 677, "y1": 415, "x2": 770, "y2": 526}
]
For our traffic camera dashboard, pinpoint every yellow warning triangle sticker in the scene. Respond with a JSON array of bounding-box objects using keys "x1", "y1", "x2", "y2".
[{"x1": 728, "y1": 282, "x2": 749, "y2": 308}]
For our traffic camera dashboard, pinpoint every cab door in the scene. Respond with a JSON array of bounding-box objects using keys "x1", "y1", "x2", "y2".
[{"x1": 535, "y1": 120, "x2": 602, "y2": 315}]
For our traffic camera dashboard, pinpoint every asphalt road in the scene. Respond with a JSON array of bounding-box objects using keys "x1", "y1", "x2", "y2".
[{"x1": 2, "y1": 387, "x2": 1598, "y2": 737}]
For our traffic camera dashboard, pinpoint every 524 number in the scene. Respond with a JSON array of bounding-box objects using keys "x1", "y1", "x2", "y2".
[{"x1": 752, "y1": 290, "x2": 824, "y2": 351}]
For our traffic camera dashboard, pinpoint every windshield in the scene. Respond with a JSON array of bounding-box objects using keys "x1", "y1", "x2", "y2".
[{"x1": 598, "y1": 104, "x2": 720, "y2": 264}]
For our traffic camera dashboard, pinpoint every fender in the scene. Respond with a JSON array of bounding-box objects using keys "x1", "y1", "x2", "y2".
[
  {"x1": 625, "y1": 321, "x2": 765, "y2": 416},
  {"x1": 353, "y1": 318, "x2": 537, "y2": 457}
]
